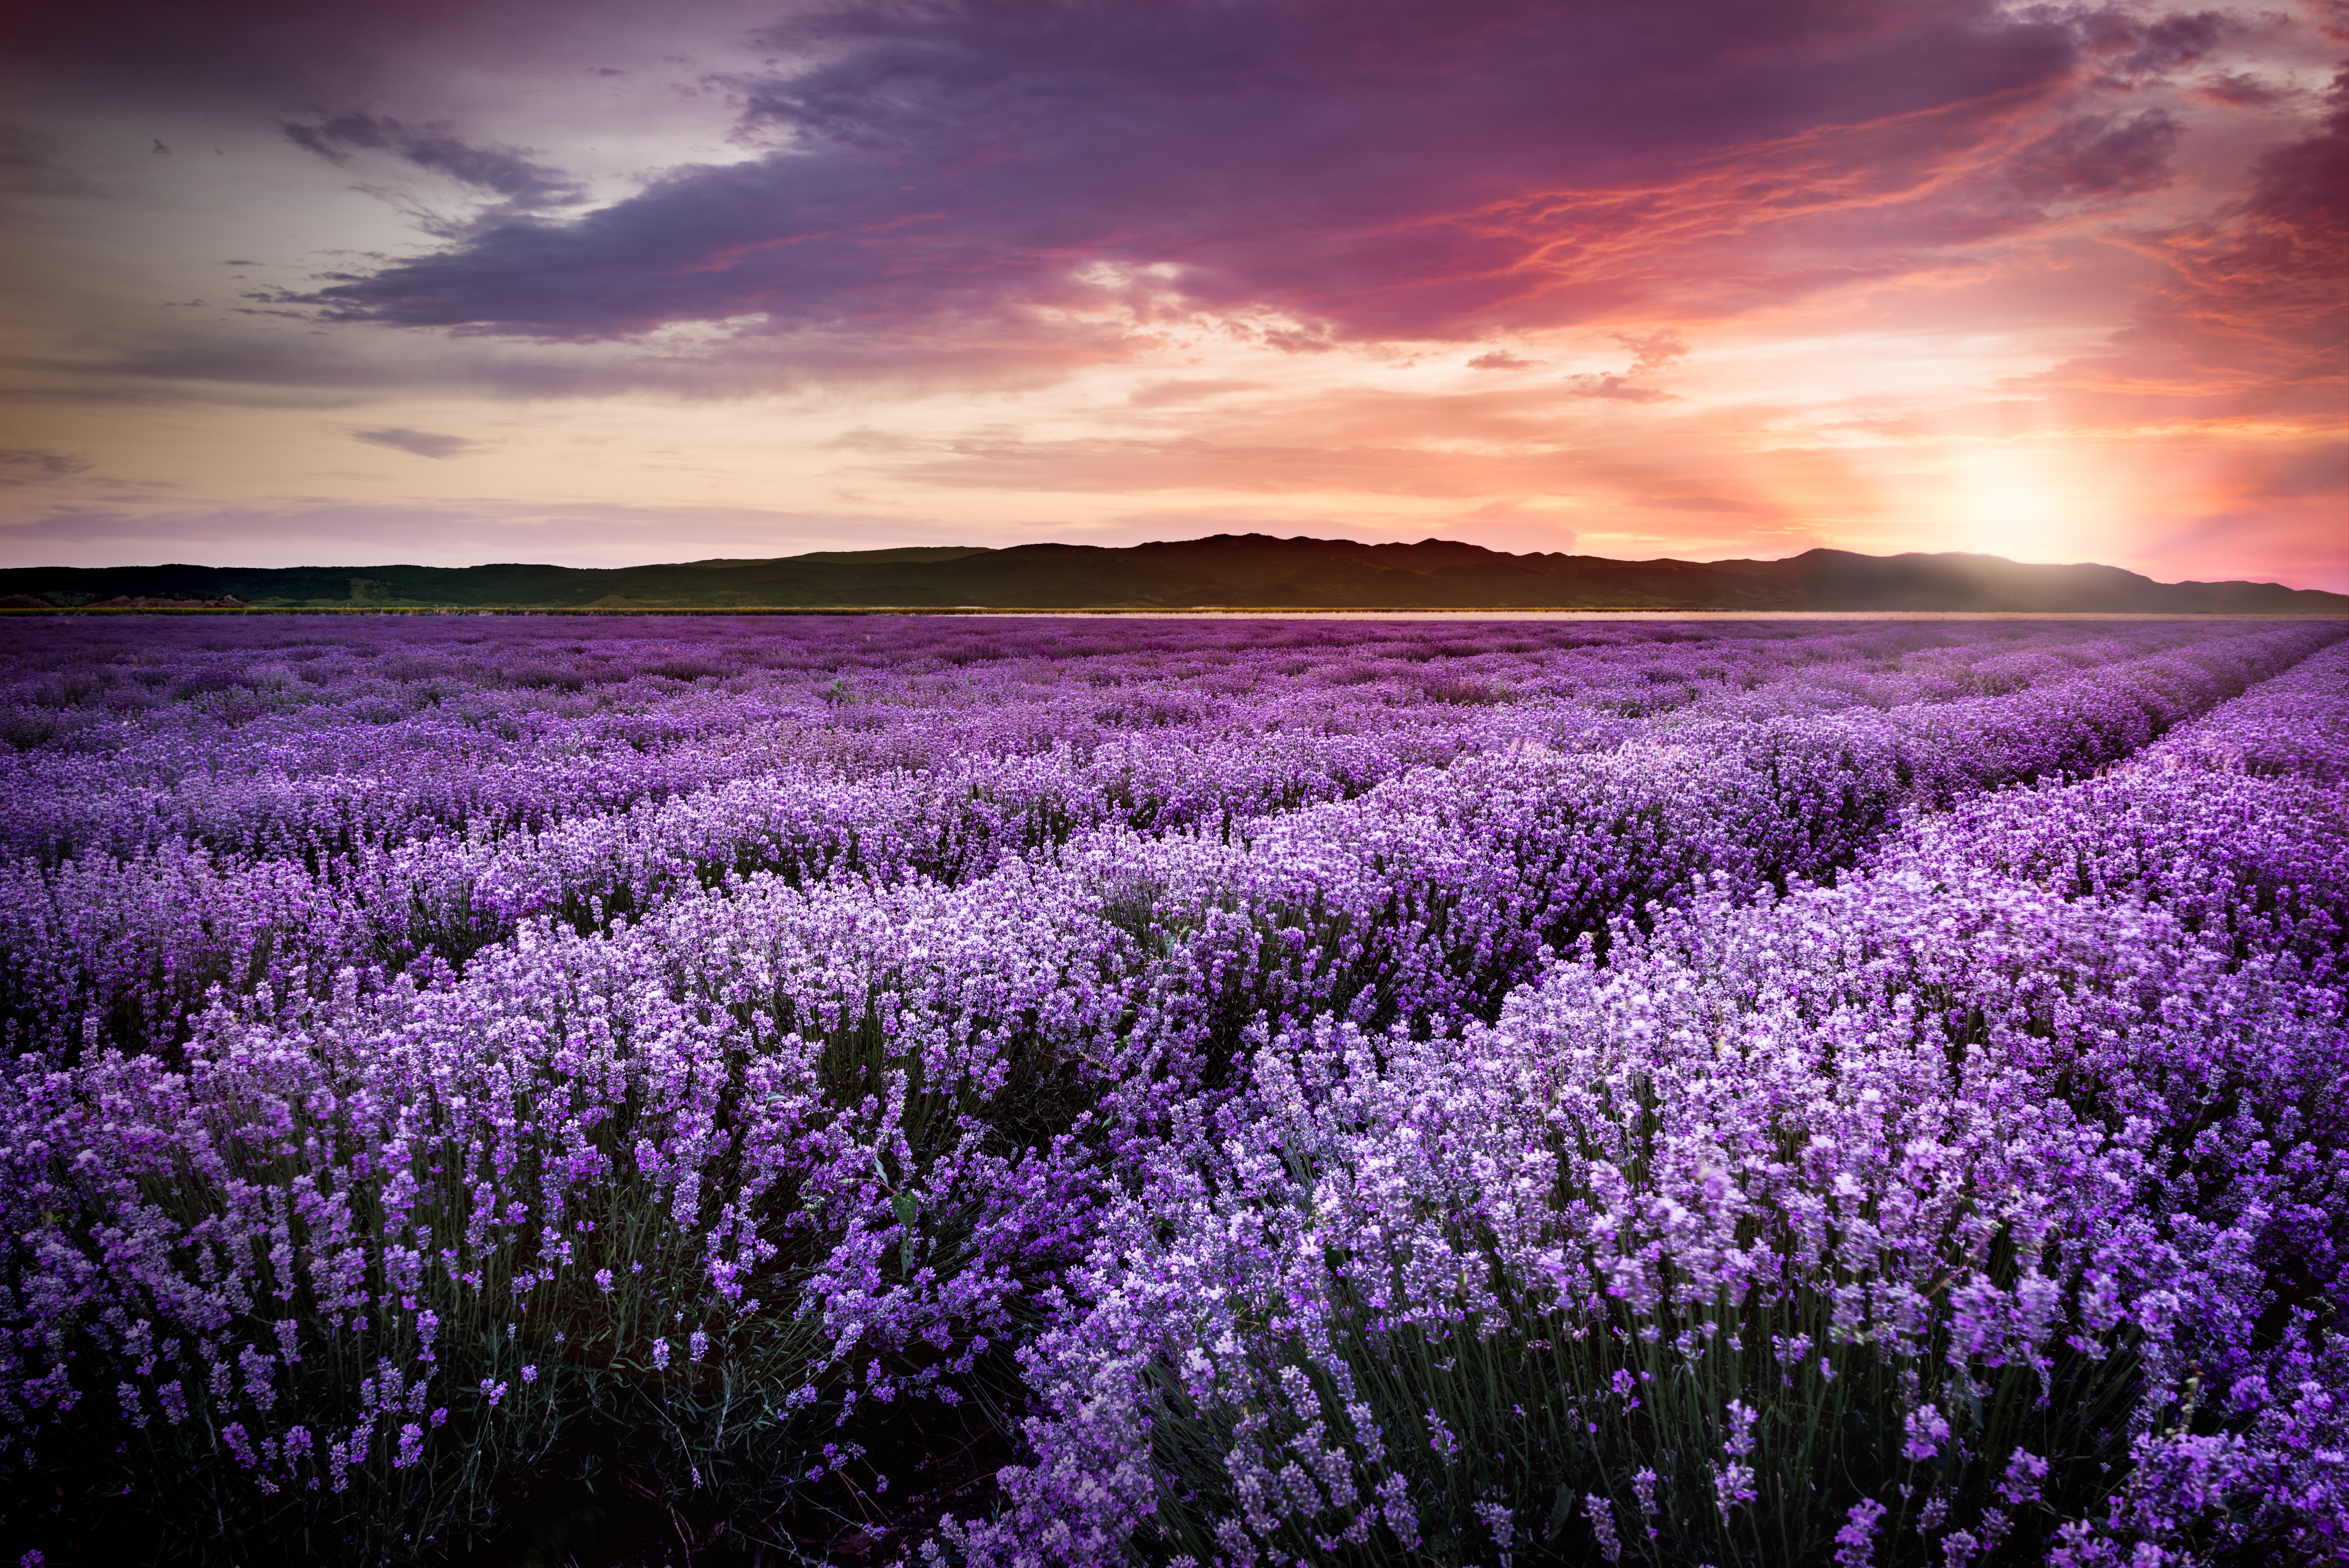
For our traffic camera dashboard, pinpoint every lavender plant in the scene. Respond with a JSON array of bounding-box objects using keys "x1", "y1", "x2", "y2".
[
  {"x1": 954, "y1": 642, "x2": 2349, "y2": 1568},
  {"x1": 5, "y1": 621, "x2": 2326, "y2": 1067},
  {"x1": 0, "y1": 617, "x2": 2340, "y2": 1564}
]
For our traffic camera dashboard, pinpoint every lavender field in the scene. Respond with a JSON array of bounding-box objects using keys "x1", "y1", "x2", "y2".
[{"x1": 1, "y1": 615, "x2": 2344, "y2": 1567}]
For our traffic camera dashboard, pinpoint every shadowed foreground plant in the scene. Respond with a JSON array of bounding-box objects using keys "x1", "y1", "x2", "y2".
[
  {"x1": 1132, "y1": 1268, "x2": 2140, "y2": 1567},
  {"x1": 0, "y1": 967, "x2": 835, "y2": 1563}
]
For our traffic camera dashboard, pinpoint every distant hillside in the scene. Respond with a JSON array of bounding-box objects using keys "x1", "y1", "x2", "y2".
[{"x1": 3, "y1": 537, "x2": 2343, "y2": 614}]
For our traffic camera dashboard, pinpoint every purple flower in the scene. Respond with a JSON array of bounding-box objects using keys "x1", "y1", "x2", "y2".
[
  {"x1": 393, "y1": 1422, "x2": 424, "y2": 1470},
  {"x1": 1834, "y1": 1498, "x2": 1888, "y2": 1567},
  {"x1": 1904, "y1": 1404, "x2": 1952, "y2": 1462},
  {"x1": 2, "y1": 615, "x2": 2341, "y2": 1562}
]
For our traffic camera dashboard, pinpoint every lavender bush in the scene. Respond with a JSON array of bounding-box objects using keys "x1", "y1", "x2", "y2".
[
  {"x1": 0, "y1": 616, "x2": 2340, "y2": 1564},
  {"x1": 3, "y1": 620, "x2": 2320, "y2": 1066},
  {"x1": 962, "y1": 641, "x2": 2349, "y2": 1568}
]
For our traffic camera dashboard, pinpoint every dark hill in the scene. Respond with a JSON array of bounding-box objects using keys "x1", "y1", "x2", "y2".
[{"x1": 3, "y1": 537, "x2": 2342, "y2": 614}]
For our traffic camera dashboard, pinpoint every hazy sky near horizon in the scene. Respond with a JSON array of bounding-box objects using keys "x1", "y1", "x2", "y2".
[{"x1": 3, "y1": 0, "x2": 2344, "y2": 587}]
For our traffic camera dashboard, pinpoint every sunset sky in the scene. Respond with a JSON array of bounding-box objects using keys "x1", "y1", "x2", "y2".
[{"x1": 3, "y1": 0, "x2": 2344, "y2": 587}]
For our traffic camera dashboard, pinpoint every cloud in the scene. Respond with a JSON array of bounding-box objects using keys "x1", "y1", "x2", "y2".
[
  {"x1": 2244, "y1": 68, "x2": 2349, "y2": 235},
  {"x1": 1609, "y1": 330, "x2": 1689, "y2": 373},
  {"x1": 292, "y1": 0, "x2": 2084, "y2": 347},
  {"x1": 1128, "y1": 378, "x2": 1264, "y2": 407},
  {"x1": 12, "y1": 311, "x2": 1140, "y2": 407},
  {"x1": 2009, "y1": 109, "x2": 2182, "y2": 200},
  {"x1": 2010, "y1": 67, "x2": 2349, "y2": 431},
  {"x1": 283, "y1": 113, "x2": 588, "y2": 216},
  {"x1": 882, "y1": 436, "x2": 1515, "y2": 497},
  {"x1": 1564, "y1": 332, "x2": 1687, "y2": 402},
  {"x1": 1465, "y1": 351, "x2": 1536, "y2": 370},
  {"x1": 353, "y1": 427, "x2": 479, "y2": 458},
  {"x1": 1564, "y1": 375, "x2": 1679, "y2": 403},
  {"x1": 2078, "y1": 7, "x2": 2233, "y2": 86},
  {"x1": 0, "y1": 448, "x2": 94, "y2": 484},
  {"x1": 2187, "y1": 71, "x2": 2295, "y2": 109},
  {"x1": 847, "y1": 413, "x2": 1757, "y2": 498},
  {"x1": 1638, "y1": 494, "x2": 1782, "y2": 515}
]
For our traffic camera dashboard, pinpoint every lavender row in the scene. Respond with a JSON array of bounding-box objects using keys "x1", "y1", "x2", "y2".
[
  {"x1": 1, "y1": 628, "x2": 2337, "y2": 1560},
  {"x1": 2, "y1": 617, "x2": 2152, "y2": 1061},
  {"x1": 0, "y1": 733, "x2": 1411, "y2": 1064},
  {"x1": 0, "y1": 618, "x2": 1889, "y2": 855},
  {"x1": 1881, "y1": 643, "x2": 2349, "y2": 986},
  {"x1": 4, "y1": 624, "x2": 2332, "y2": 1065},
  {"x1": 967, "y1": 645, "x2": 2349, "y2": 1567},
  {"x1": 0, "y1": 619, "x2": 2259, "y2": 867}
]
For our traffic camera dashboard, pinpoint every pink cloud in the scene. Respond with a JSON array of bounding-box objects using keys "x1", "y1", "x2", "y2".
[
  {"x1": 1565, "y1": 375, "x2": 1678, "y2": 404},
  {"x1": 291, "y1": 0, "x2": 2090, "y2": 346},
  {"x1": 2010, "y1": 66, "x2": 2347, "y2": 431},
  {"x1": 7, "y1": 0, "x2": 2338, "y2": 586}
]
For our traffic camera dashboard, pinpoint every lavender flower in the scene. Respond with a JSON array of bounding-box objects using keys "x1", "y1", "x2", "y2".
[{"x1": 1, "y1": 615, "x2": 2340, "y2": 1564}]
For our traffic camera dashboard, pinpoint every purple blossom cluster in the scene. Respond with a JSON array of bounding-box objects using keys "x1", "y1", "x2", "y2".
[
  {"x1": 0, "y1": 615, "x2": 2340, "y2": 1563},
  {"x1": 2, "y1": 618, "x2": 2317, "y2": 1066},
  {"x1": 963, "y1": 640, "x2": 2349, "y2": 1567}
]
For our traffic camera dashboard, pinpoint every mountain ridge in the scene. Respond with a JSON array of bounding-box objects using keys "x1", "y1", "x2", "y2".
[{"x1": 3, "y1": 536, "x2": 2342, "y2": 614}]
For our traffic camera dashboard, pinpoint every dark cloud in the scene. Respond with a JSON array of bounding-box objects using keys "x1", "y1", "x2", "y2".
[
  {"x1": 2009, "y1": 69, "x2": 2349, "y2": 428},
  {"x1": 283, "y1": 114, "x2": 586, "y2": 211},
  {"x1": 353, "y1": 427, "x2": 479, "y2": 458},
  {"x1": 2010, "y1": 109, "x2": 2182, "y2": 200},
  {"x1": 2244, "y1": 66, "x2": 2349, "y2": 235},
  {"x1": 295, "y1": 0, "x2": 2080, "y2": 344},
  {"x1": 2076, "y1": 7, "x2": 2233, "y2": 84},
  {"x1": 1465, "y1": 351, "x2": 1536, "y2": 370},
  {"x1": 2188, "y1": 71, "x2": 2293, "y2": 109},
  {"x1": 0, "y1": 448, "x2": 94, "y2": 483}
]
